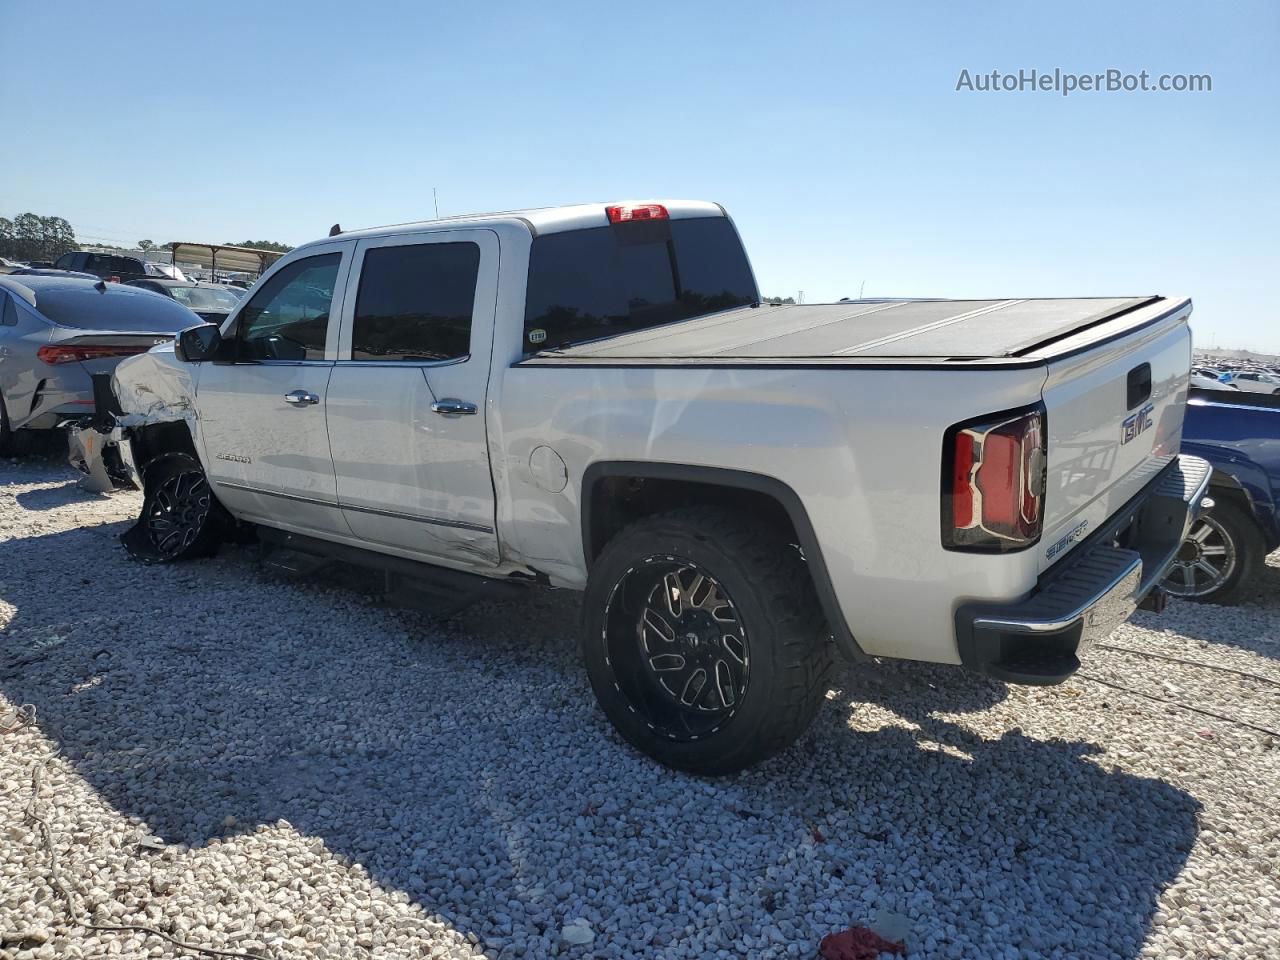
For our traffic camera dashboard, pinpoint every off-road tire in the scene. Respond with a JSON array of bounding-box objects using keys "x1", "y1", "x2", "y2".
[
  {"x1": 123, "y1": 454, "x2": 227, "y2": 563},
  {"x1": 582, "y1": 507, "x2": 837, "y2": 775}
]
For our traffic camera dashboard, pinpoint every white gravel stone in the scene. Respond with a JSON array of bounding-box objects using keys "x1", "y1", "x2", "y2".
[{"x1": 1, "y1": 453, "x2": 1279, "y2": 959}]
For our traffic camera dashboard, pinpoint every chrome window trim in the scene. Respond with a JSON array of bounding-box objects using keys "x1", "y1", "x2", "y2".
[{"x1": 337, "y1": 354, "x2": 471, "y2": 369}]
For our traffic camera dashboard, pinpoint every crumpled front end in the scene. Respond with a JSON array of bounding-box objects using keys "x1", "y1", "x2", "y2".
[
  {"x1": 110, "y1": 344, "x2": 197, "y2": 428},
  {"x1": 66, "y1": 344, "x2": 198, "y2": 491}
]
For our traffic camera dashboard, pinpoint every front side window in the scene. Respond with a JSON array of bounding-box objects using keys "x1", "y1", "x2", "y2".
[
  {"x1": 351, "y1": 242, "x2": 479, "y2": 361},
  {"x1": 523, "y1": 216, "x2": 757, "y2": 352},
  {"x1": 234, "y1": 252, "x2": 340, "y2": 361}
]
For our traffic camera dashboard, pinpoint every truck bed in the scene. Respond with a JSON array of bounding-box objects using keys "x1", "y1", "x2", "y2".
[{"x1": 532, "y1": 296, "x2": 1175, "y2": 363}]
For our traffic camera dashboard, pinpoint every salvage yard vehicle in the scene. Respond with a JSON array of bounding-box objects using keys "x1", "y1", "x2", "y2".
[
  {"x1": 1224, "y1": 370, "x2": 1280, "y2": 395},
  {"x1": 1167, "y1": 386, "x2": 1280, "y2": 604},
  {"x1": 97, "y1": 199, "x2": 1210, "y2": 773},
  {"x1": 0, "y1": 275, "x2": 201, "y2": 455},
  {"x1": 125, "y1": 278, "x2": 242, "y2": 324}
]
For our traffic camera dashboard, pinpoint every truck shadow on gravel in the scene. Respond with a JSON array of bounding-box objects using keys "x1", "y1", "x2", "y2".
[{"x1": 1, "y1": 525, "x2": 1201, "y2": 960}]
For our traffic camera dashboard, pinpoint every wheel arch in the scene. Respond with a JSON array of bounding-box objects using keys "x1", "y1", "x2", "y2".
[
  {"x1": 1208, "y1": 467, "x2": 1280, "y2": 553},
  {"x1": 126, "y1": 419, "x2": 201, "y2": 482},
  {"x1": 579, "y1": 461, "x2": 865, "y2": 661}
]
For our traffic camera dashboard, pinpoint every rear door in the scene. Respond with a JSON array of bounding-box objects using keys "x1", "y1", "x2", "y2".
[
  {"x1": 195, "y1": 244, "x2": 354, "y2": 537},
  {"x1": 1037, "y1": 310, "x2": 1191, "y2": 573},
  {"x1": 325, "y1": 229, "x2": 500, "y2": 564}
]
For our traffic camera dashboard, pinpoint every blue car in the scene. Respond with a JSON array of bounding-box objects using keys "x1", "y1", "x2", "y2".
[{"x1": 1169, "y1": 385, "x2": 1280, "y2": 603}]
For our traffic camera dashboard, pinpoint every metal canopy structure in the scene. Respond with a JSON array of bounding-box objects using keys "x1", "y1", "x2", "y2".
[{"x1": 170, "y1": 242, "x2": 286, "y2": 279}]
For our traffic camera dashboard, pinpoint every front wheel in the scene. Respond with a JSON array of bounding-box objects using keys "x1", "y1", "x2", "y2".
[
  {"x1": 582, "y1": 507, "x2": 836, "y2": 775},
  {"x1": 1162, "y1": 499, "x2": 1264, "y2": 605},
  {"x1": 122, "y1": 454, "x2": 226, "y2": 562}
]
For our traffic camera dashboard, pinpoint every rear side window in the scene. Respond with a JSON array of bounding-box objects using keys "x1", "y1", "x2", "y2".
[
  {"x1": 523, "y1": 216, "x2": 756, "y2": 352},
  {"x1": 235, "y1": 253, "x2": 340, "y2": 361},
  {"x1": 351, "y1": 242, "x2": 480, "y2": 362}
]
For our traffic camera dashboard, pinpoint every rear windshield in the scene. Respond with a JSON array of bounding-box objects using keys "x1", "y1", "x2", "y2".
[
  {"x1": 34, "y1": 285, "x2": 198, "y2": 333},
  {"x1": 523, "y1": 216, "x2": 757, "y2": 352}
]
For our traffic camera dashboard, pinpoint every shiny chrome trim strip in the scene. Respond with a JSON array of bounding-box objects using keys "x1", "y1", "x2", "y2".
[
  {"x1": 341, "y1": 502, "x2": 493, "y2": 532},
  {"x1": 336, "y1": 354, "x2": 471, "y2": 368},
  {"x1": 212, "y1": 480, "x2": 493, "y2": 533},
  {"x1": 214, "y1": 480, "x2": 336, "y2": 508},
  {"x1": 1187, "y1": 398, "x2": 1280, "y2": 415}
]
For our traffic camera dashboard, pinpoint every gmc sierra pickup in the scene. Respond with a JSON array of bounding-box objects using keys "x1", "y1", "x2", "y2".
[{"x1": 97, "y1": 199, "x2": 1210, "y2": 773}]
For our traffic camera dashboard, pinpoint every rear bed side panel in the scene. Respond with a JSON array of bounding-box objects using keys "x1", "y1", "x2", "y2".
[
  {"x1": 491, "y1": 363, "x2": 1048, "y2": 664},
  {"x1": 1036, "y1": 305, "x2": 1192, "y2": 574}
]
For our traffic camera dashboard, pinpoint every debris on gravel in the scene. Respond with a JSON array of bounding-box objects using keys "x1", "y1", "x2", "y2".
[{"x1": 2, "y1": 457, "x2": 1279, "y2": 959}]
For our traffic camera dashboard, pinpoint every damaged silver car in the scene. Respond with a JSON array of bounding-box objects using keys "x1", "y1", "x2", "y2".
[{"x1": 0, "y1": 275, "x2": 202, "y2": 457}]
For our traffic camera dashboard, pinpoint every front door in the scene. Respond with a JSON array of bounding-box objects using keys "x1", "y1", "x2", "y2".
[
  {"x1": 196, "y1": 244, "x2": 353, "y2": 537},
  {"x1": 325, "y1": 229, "x2": 500, "y2": 565}
]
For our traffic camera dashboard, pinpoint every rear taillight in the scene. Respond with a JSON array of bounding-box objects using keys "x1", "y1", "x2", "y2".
[
  {"x1": 606, "y1": 203, "x2": 669, "y2": 223},
  {"x1": 943, "y1": 405, "x2": 1046, "y2": 551},
  {"x1": 37, "y1": 344, "x2": 152, "y2": 365}
]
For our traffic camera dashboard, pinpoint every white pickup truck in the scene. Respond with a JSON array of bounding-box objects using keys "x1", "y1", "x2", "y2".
[{"x1": 101, "y1": 199, "x2": 1210, "y2": 774}]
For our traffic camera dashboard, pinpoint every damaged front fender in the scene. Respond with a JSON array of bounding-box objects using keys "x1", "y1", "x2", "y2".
[
  {"x1": 67, "y1": 344, "x2": 200, "y2": 491},
  {"x1": 111, "y1": 343, "x2": 198, "y2": 428}
]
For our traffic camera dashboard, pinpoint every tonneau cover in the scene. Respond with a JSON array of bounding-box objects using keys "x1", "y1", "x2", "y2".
[{"x1": 543, "y1": 296, "x2": 1162, "y2": 361}]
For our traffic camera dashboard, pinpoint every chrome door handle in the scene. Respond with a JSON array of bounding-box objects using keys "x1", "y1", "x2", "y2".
[
  {"x1": 431, "y1": 398, "x2": 477, "y2": 416},
  {"x1": 284, "y1": 390, "x2": 320, "y2": 406}
]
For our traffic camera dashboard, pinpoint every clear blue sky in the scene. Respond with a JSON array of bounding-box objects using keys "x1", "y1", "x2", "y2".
[{"x1": 3, "y1": 0, "x2": 1277, "y2": 350}]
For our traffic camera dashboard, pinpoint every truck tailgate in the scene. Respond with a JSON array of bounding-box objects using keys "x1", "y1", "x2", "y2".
[{"x1": 1035, "y1": 299, "x2": 1193, "y2": 574}]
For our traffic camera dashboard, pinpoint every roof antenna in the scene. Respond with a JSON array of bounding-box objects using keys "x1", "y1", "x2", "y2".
[
  {"x1": 94, "y1": 280, "x2": 107, "y2": 292},
  {"x1": 328, "y1": 223, "x2": 343, "y2": 237},
  {"x1": 434, "y1": 187, "x2": 440, "y2": 219}
]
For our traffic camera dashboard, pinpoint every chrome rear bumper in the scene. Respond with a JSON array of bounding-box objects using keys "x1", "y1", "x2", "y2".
[{"x1": 955, "y1": 454, "x2": 1213, "y2": 685}]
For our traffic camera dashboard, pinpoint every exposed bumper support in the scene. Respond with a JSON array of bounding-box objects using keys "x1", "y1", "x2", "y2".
[{"x1": 955, "y1": 454, "x2": 1213, "y2": 685}]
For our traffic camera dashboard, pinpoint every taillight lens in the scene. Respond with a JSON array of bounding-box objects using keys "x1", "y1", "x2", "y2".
[
  {"x1": 37, "y1": 343, "x2": 153, "y2": 365},
  {"x1": 943, "y1": 405, "x2": 1046, "y2": 551},
  {"x1": 606, "y1": 203, "x2": 669, "y2": 223}
]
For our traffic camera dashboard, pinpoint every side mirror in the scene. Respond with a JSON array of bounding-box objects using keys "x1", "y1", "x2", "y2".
[{"x1": 175, "y1": 322, "x2": 222, "y2": 363}]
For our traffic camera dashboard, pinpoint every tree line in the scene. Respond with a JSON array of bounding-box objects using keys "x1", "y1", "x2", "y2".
[
  {"x1": 0, "y1": 213, "x2": 78, "y2": 262},
  {"x1": 0, "y1": 215, "x2": 297, "y2": 264}
]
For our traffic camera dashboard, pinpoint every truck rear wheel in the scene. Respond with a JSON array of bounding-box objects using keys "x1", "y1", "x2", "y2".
[
  {"x1": 582, "y1": 507, "x2": 836, "y2": 775},
  {"x1": 1163, "y1": 498, "x2": 1264, "y2": 605}
]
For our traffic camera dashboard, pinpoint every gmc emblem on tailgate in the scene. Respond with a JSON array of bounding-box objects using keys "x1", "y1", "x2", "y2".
[{"x1": 1121, "y1": 402, "x2": 1155, "y2": 445}]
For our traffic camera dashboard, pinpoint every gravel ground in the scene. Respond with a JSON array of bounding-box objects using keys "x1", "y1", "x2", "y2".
[{"x1": 2, "y1": 455, "x2": 1279, "y2": 960}]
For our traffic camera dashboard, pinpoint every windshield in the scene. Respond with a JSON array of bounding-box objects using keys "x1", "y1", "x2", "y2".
[
  {"x1": 166, "y1": 285, "x2": 241, "y2": 310},
  {"x1": 523, "y1": 216, "x2": 757, "y2": 352}
]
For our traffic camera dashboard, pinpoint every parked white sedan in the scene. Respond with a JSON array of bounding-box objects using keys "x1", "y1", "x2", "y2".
[{"x1": 1227, "y1": 371, "x2": 1280, "y2": 394}]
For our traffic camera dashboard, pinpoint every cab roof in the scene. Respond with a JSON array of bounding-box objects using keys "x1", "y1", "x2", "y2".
[{"x1": 297, "y1": 200, "x2": 728, "y2": 250}]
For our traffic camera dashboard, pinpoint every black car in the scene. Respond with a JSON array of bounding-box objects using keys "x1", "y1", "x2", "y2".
[
  {"x1": 54, "y1": 251, "x2": 152, "y2": 283},
  {"x1": 125, "y1": 278, "x2": 241, "y2": 324}
]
